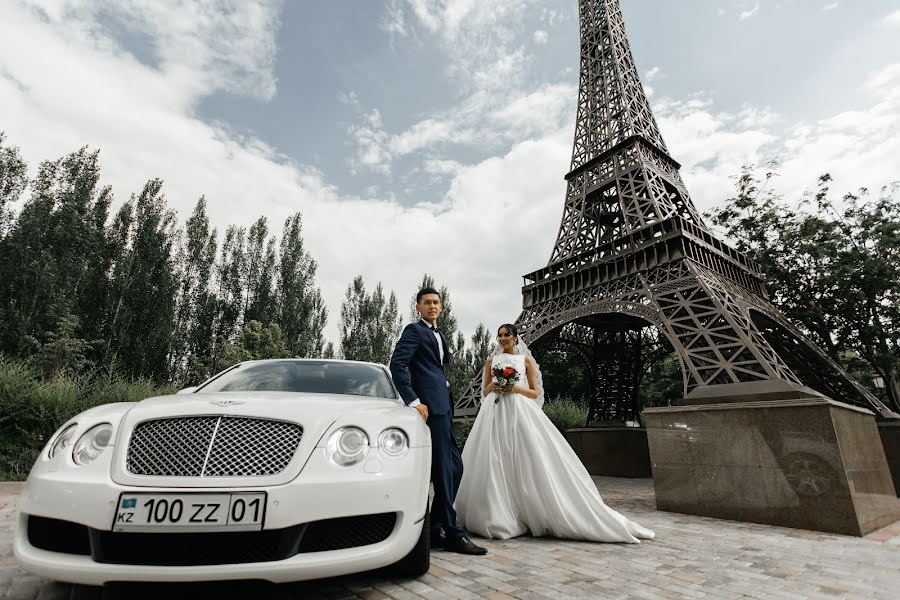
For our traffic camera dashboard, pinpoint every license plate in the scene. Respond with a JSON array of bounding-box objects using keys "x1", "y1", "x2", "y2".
[{"x1": 113, "y1": 492, "x2": 266, "y2": 532}]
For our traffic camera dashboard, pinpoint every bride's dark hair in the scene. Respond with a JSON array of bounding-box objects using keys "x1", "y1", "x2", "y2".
[{"x1": 498, "y1": 323, "x2": 518, "y2": 339}]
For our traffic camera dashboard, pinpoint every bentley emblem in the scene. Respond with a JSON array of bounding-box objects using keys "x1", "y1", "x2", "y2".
[{"x1": 209, "y1": 399, "x2": 245, "y2": 407}]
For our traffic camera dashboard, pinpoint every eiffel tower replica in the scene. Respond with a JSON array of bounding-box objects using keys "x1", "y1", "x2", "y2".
[
  {"x1": 456, "y1": 0, "x2": 900, "y2": 534},
  {"x1": 456, "y1": 0, "x2": 895, "y2": 423}
]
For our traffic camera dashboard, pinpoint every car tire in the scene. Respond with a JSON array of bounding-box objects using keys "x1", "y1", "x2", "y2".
[{"x1": 388, "y1": 508, "x2": 430, "y2": 577}]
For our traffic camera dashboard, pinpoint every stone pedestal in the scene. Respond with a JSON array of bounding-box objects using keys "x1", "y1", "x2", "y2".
[
  {"x1": 645, "y1": 398, "x2": 900, "y2": 536},
  {"x1": 877, "y1": 421, "x2": 900, "y2": 496},
  {"x1": 564, "y1": 427, "x2": 651, "y2": 477}
]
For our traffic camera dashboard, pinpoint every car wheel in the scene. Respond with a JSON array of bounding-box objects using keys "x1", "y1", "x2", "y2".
[
  {"x1": 389, "y1": 508, "x2": 431, "y2": 577},
  {"x1": 39, "y1": 583, "x2": 106, "y2": 600}
]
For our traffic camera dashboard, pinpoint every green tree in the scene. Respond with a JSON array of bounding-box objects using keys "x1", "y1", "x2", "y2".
[
  {"x1": 707, "y1": 168, "x2": 900, "y2": 412},
  {"x1": 0, "y1": 146, "x2": 111, "y2": 372},
  {"x1": 339, "y1": 276, "x2": 402, "y2": 363},
  {"x1": 181, "y1": 200, "x2": 219, "y2": 383},
  {"x1": 210, "y1": 225, "x2": 247, "y2": 370},
  {"x1": 0, "y1": 132, "x2": 28, "y2": 234},
  {"x1": 103, "y1": 179, "x2": 178, "y2": 380},
  {"x1": 638, "y1": 354, "x2": 683, "y2": 410},
  {"x1": 465, "y1": 323, "x2": 494, "y2": 375},
  {"x1": 33, "y1": 314, "x2": 94, "y2": 378},
  {"x1": 239, "y1": 321, "x2": 290, "y2": 360},
  {"x1": 243, "y1": 217, "x2": 277, "y2": 326},
  {"x1": 169, "y1": 197, "x2": 218, "y2": 381},
  {"x1": 276, "y1": 213, "x2": 327, "y2": 358}
]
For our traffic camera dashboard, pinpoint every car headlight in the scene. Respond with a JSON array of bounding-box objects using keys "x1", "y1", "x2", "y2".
[
  {"x1": 379, "y1": 428, "x2": 409, "y2": 457},
  {"x1": 48, "y1": 424, "x2": 78, "y2": 460},
  {"x1": 73, "y1": 423, "x2": 113, "y2": 465},
  {"x1": 326, "y1": 427, "x2": 369, "y2": 466}
]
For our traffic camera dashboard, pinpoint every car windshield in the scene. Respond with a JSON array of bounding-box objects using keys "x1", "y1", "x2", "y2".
[{"x1": 197, "y1": 361, "x2": 398, "y2": 399}]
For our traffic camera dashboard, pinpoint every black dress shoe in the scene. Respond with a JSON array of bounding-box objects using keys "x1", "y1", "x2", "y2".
[
  {"x1": 431, "y1": 530, "x2": 445, "y2": 549},
  {"x1": 444, "y1": 536, "x2": 487, "y2": 555}
]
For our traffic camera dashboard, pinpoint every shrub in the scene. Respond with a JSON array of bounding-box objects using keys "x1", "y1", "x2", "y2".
[
  {"x1": 0, "y1": 358, "x2": 176, "y2": 480},
  {"x1": 454, "y1": 418, "x2": 474, "y2": 449},
  {"x1": 542, "y1": 396, "x2": 587, "y2": 433},
  {"x1": 452, "y1": 396, "x2": 587, "y2": 450}
]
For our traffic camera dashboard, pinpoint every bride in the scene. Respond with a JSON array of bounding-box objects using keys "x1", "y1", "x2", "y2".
[{"x1": 455, "y1": 323, "x2": 655, "y2": 543}]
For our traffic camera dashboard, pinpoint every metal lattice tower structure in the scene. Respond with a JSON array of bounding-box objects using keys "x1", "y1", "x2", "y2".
[{"x1": 455, "y1": 0, "x2": 897, "y2": 422}]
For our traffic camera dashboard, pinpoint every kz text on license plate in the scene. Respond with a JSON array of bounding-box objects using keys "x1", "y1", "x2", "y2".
[{"x1": 113, "y1": 492, "x2": 266, "y2": 532}]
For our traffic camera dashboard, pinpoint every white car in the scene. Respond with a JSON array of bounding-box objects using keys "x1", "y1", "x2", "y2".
[{"x1": 15, "y1": 359, "x2": 432, "y2": 593}]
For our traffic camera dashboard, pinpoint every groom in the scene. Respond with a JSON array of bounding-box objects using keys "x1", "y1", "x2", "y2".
[{"x1": 389, "y1": 287, "x2": 487, "y2": 556}]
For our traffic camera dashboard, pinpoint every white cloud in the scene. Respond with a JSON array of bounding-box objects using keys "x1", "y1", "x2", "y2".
[
  {"x1": 654, "y1": 65, "x2": 900, "y2": 216},
  {"x1": 654, "y1": 97, "x2": 778, "y2": 209},
  {"x1": 5, "y1": 0, "x2": 898, "y2": 348},
  {"x1": 0, "y1": 0, "x2": 570, "y2": 344},
  {"x1": 644, "y1": 68, "x2": 661, "y2": 97},
  {"x1": 883, "y1": 10, "x2": 900, "y2": 26},
  {"x1": 422, "y1": 158, "x2": 465, "y2": 176},
  {"x1": 403, "y1": 0, "x2": 560, "y2": 94},
  {"x1": 739, "y1": 3, "x2": 760, "y2": 21},
  {"x1": 348, "y1": 109, "x2": 393, "y2": 175},
  {"x1": 20, "y1": 0, "x2": 281, "y2": 101},
  {"x1": 348, "y1": 82, "x2": 574, "y2": 173},
  {"x1": 866, "y1": 63, "x2": 900, "y2": 91},
  {"x1": 381, "y1": 0, "x2": 408, "y2": 38},
  {"x1": 823, "y1": 2, "x2": 839, "y2": 11},
  {"x1": 354, "y1": 0, "x2": 573, "y2": 175},
  {"x1": 338, "y1": 90, "x2": 360, "y2": 107},
  {"x1": 539, "y1": 7, "x2": 564, "y2": 27}
]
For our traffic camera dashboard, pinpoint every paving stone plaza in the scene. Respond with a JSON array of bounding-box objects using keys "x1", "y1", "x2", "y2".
[{"x1": 3, "y1": 478, "x2": 899, "y2": 600}]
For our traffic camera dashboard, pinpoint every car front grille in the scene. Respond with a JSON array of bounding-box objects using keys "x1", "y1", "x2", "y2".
[
  {"x1": 24, "y1": 513, "x2": 398, "y2": 566},
  {"x1": 299, "y1": 512, "x2": 397, "y2": 553},
  {"x1": 126, "y1": 416, "x2": 303, "y2": 477},
  {"x1": 90, "y1": 525, "x2": 298, "y2": 566}
]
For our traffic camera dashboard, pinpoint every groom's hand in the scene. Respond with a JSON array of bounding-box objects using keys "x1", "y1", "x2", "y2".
[{"x1": 414, "y1": 404, "x2": 429, "y2": 422}]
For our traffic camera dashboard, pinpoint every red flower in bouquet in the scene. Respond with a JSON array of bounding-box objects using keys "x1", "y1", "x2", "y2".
[{"x1": 491, "y1": 364, "x2": 520, "y2": 403}]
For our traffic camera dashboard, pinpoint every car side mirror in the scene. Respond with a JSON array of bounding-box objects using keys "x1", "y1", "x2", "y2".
[{"x1": 176, "y1": 386, "x2": 198, "y2": 395}]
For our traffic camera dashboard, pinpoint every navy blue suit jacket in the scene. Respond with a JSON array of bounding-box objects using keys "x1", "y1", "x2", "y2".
[{"x1": 389, "y1": 320, "x2": 453, "y2": 415}]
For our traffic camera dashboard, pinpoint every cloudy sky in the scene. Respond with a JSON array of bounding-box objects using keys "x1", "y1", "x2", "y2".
[{"x1": 1, "y1": 0, "x2": 899, "y2": 344}]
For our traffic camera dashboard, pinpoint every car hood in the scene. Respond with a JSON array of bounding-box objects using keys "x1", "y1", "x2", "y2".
[
  {"x1": 109, "y1": 391, "x2": 407, "y2": 488},
  {"x1": 134, "y1": 391, "x2": 397, "y2": 424}
]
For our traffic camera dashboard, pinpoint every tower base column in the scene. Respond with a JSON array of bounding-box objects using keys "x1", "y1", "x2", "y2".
[
  {"x1": 644, "y1": 398, "x2": 900, "y2": 536},
  {"x1": 565, "y1": 427, "x2": 652, "y2": 477}
]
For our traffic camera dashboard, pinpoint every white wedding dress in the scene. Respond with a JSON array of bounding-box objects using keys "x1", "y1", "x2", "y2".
[{"x1": 455, "y1": 351, "x2": 655, "y2": 543}]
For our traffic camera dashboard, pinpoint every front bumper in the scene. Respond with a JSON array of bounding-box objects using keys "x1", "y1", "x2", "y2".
[{"x1": 14, "y1": 447, "x2": 430, "y2": 584}]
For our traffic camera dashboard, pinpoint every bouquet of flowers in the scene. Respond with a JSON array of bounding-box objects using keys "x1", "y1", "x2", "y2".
[{"x1": 492, "y1": 364, "x2": 520, "y2": 403}]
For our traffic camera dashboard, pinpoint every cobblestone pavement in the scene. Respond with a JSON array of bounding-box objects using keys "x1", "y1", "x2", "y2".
[{"x1": 3, "y1": 478, "x2": 899, "y2": 600}]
